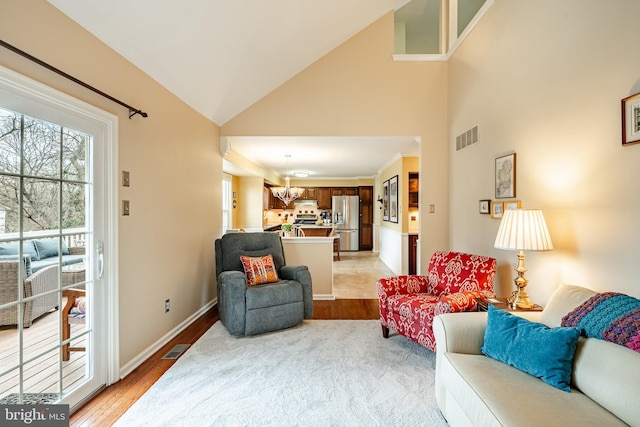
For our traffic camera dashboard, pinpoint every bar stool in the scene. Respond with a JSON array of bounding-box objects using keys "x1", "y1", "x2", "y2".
[{"x1": 333, "y1": 237, "x2": 340, "y2": 261}]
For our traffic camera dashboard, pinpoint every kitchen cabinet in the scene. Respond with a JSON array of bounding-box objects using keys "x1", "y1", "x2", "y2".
[
  {"x1": 408, "y1": 234, "x2": 418, "y2": 275},
  {"x1": 359, "y1": 186, "x2": 372, "y2": 204},
  {"x1": 358, "y1": 186, "x2": 373, "y2": 250},
  {"x1": 303, "y1": 187, "x2": 317, "y2": 199},
  {"x1": 263, "y1": 186, "x2": 270, "y2": 210},
  {"x1": 408, "y1": 173, "x2": 419, "y2": 208},
  {"x1": 264, "y1": 186, "x2": 322, "y2": 209},
  {"x1": 330, "y1": 187, "x2": 358, "y2": 196},
  {"x1": 266, "y1": 187, "x2": 292, "y2": 210},
  {"x1": 316, "y1": 187, "x2": 332, "y2": 209}
]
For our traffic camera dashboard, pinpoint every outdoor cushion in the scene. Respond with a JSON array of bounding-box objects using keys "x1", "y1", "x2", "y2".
[
  {"x1": 31, "y1": 254, "x2": 84, "y2": 273},
  {"x1": 0, "y1": 241, "x2": 39, "y2": 260},
  {"x1": 33, "y1": 238, "x2": 70, "y2": 259}
]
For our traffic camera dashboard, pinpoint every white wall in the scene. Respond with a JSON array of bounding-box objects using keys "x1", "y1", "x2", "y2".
[
  {"x1": 448, "y1": 0, "x2": 640, "y2": 303},
  {"x1": 378, "y1": 227, "x2": 404, "y2": 275},
  {"x1": 237, "y1": 177, "x2": 264, "y2": 228}
]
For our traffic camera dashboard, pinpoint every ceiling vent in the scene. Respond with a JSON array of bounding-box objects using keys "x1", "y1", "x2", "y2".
[{"x1": 456, "y1": 126, "x2": 478, "y2": 151}]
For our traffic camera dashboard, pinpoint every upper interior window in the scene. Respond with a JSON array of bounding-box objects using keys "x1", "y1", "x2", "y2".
[{"x1": 394, "y1": 0, "x2": 488, "y2": 55}]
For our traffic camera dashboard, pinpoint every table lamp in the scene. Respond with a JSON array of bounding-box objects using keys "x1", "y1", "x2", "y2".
[{"x1": 494, "y1": 209, "x2": 553, "y2": 309}]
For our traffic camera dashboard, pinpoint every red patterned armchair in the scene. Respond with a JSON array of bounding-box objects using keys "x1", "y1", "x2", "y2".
[{"x1": 377, "y1": 251, "x2": 497, "y2": 351}]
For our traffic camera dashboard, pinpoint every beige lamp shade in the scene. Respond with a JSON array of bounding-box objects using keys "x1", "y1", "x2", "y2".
[{"x1": 494, "y1": 209, "x2": 553, "y2": 251}]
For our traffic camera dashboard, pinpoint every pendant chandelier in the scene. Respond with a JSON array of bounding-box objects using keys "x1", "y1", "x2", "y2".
[{"x1": 271, "y1": 155, "x2": 304, "y2": 205}]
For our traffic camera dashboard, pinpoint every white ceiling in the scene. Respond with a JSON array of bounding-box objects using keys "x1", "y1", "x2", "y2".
[{"x1": 49, "y1": 0, "x2": 417, "y2": 179}]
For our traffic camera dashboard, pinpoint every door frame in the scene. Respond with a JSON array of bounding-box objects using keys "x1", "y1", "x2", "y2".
[{"x1": 0, "y1": 65, "x2": 120, "y2": 399}]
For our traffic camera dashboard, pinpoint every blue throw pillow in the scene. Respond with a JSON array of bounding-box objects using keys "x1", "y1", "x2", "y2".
[
  {"x1": 0, "y1": 241, "x2": 39, "y2": 260},
  {"x1": 33, "y1": 238, "x2": 69, "y2": 259},
  {"x1": 481, "y1": 305, "x2": 580, "y2": 392}
]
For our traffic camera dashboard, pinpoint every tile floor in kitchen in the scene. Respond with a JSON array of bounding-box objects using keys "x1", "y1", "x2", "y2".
[{"x1": 332, "y1": 251, "x2": 395, "y2": 299}]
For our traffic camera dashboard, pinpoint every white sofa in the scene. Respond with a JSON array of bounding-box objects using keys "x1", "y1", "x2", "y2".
[{"x1": 433, "y1": 285, "x2": 640, "y2": 426}]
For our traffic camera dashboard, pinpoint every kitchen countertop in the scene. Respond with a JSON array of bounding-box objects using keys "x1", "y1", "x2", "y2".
[{"x1": 263, "y1": 223, "x2": 282, "y2": 231}]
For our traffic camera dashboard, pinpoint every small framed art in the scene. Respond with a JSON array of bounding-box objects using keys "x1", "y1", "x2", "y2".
[
  {"x1": 495, "y1": 153, "x2": 516, "y2": 199},
  {"x1": 503, "y1": 200, "x2": 521, "y2": 211},
  {"x1": 479, "y1": 199, "x2": 491, "y2": 214},
  {"x1": 622, "y1": 92, "x2": 640, "y2": 146},
  {"x1": 389, "y1": 175, "x2": 399, "y2": 223},
  {"x1": 490, "y1": 201, "x2": 504, "y2": 219},
  {"x1": 382, "y1": 179, "x2": 389, "y2": 221}
]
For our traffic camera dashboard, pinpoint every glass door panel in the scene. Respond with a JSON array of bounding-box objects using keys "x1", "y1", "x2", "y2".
[{"x1": 0, "y1": 105, "x2": 96, "y2": 406}]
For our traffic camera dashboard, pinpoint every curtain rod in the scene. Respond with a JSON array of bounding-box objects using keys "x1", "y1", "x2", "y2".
[{"x1": 0, "y1": 39, "x2": 148, "y2": 119}]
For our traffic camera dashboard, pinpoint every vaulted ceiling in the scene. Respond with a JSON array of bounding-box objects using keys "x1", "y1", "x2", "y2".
[
  {"x1": 49, "y1": 0, "x2": 411, "y2": 126},
  {"x1": 48, "y1": 0, "x2": 418, "y2": 178}
]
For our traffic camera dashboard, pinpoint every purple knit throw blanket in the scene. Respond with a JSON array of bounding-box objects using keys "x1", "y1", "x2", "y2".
[{"x1": 561, "y1": 292, "x2": 640, "y2": 354}]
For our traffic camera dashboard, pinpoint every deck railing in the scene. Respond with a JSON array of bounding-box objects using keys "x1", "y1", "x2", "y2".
[{"x1": 0, "y1": 227, "x2": 88, "y2": 248}]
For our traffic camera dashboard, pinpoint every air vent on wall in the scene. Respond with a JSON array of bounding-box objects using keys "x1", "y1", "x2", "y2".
[{"x1": 456, "y1": 126, "x2": 478, "y2": 151}]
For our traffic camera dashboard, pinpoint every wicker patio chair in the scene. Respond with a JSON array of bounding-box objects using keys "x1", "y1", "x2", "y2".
[{"x1": 0, "y1": 260, "x2": 59, "y2": 327}]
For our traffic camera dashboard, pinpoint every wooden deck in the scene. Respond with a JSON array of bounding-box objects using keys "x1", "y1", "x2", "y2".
[{"x1": 0, "y1": 303, "x2": 87, "y2": 402}]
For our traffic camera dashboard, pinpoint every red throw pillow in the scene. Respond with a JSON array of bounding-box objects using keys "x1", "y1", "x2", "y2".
[{"x1": 240, "y1": 254, "x2": 280, "y2": 286}]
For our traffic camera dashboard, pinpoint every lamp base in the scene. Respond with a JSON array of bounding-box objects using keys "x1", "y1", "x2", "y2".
[
  {"x1": 508, "y1": 289, "x2": 534, "y2": 309},
  {"x1": 509, "y1": 250, "x2": 535, "y2": 309}
]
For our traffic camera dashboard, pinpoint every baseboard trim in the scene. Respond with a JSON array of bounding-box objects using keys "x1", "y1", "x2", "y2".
[
  {"x1": 119, "y1": 298, "x2": 217, "y2": 379},
  {"x1": 313, "y1": 294, "x2": 335, "y2": 300}
]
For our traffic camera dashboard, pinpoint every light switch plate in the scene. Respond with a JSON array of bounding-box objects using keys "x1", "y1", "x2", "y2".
[
  {"x1": 122, "y1": 200, "x2": 130, "y2": 216},
  {"x1": 122, "y1": 171, "x2": 130, "y2": 187}
]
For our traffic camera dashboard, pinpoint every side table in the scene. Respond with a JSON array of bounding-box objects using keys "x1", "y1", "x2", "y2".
[
  {"x1": 62, "y1": 263, "x2": 86, "y2": 287},
  {"x1": 476, "y1": 297, "x2": 543, "y2": 313}
]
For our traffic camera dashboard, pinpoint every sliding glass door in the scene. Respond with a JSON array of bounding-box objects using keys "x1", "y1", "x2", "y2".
[{"x1": 0, "y1": 65, "x2": 117, "y2": 411}]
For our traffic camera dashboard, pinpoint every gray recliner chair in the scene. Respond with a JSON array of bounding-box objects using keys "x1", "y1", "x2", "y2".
[{"x1": 215, "y1": 232, "x2": 313, "y2": 336}]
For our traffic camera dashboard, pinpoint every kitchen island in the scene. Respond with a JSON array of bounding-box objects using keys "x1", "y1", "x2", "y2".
[{"x1": 281, "y1": 235, "x2": 335, "y2": 300}]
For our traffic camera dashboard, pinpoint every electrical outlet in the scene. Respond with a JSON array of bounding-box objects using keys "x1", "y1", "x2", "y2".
[{"x1": 164, "y1": 299, "x2": 170, "y2": 313}]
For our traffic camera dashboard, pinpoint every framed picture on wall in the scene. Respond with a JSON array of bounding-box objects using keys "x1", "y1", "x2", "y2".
[
  {"x1": 504, "y1": 200, "x2": 522, "y2": 211},
  {"x1": 622, "y1": 92, "x2": 640, "y2": 146},
  {"x1": 479, "y1": 199, "x2": 491, "y2": 214},
  {"x1": 495, "y1": 153, "x2": 516, "y2": 199},
  {"x1": 382, "y1": 179, "x2": 389, "y2": 221},
  {"x1": 389, "y1": 175, "x2": 399, "y2": 223},
  {"x1": 490, "y1": 201, "x2": 504, "y2": 219}
]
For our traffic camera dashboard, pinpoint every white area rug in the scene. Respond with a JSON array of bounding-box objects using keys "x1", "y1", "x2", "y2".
[{"x1": 115, "y1": 320, "x2": 448, "y2": 426}]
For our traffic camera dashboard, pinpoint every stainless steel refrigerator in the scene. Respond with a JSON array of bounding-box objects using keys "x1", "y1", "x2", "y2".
[{"x1": 332, "y1": 195, "x2": 359, "y2": 251}]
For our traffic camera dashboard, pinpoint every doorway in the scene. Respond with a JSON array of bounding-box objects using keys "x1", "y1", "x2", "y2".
[
  {"x1": 332, "y1": 251, "x2": 393, "y2": 299},
  {"x1": 0, "y1": 66, "x2": 118, "y2": 411}
]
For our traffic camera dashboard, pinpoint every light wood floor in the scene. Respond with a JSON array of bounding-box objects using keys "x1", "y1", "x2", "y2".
[
  {"x1": 0, "y1": 303, "x2": 87, "y2": 403},
  {"x1": 71, "y1": 251, "x2": 388, "y2": 426}
]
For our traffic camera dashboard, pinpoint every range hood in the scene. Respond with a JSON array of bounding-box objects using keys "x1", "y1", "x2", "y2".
[{"x1": 293, "y1": 199, "x2": 317, "y2": 206}]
